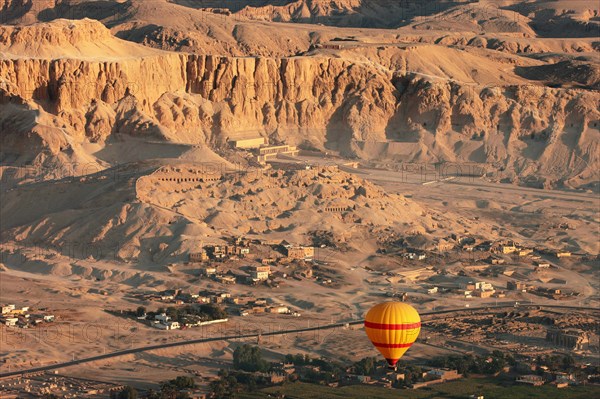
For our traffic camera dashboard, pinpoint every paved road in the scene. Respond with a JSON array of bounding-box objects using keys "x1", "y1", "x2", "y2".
[
  {"x1": 361, "y1": 166, "x2": 598, "y2": 202},
  {"x1": 1, "y1": 303, "x2": 596, "y2": 379},
  {"x1": 292, "y1": 154, "x2": 599, "y2": 202}
]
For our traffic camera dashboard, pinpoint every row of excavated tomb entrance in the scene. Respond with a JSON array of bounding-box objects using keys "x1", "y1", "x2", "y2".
[{"x1": 158, "y1": 176, "x2": 222, "y2": 183}]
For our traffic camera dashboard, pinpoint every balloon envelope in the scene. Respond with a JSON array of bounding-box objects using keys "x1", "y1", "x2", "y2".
[{"x1": 364, "y1": 302, "x2": 421, "y2": 368}]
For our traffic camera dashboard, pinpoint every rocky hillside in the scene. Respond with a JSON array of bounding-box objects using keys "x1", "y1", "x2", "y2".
[
  {"x1": 0, "y1": 159, "x2": 474, "y2": 266},
  {"x1": 170, "y1": 0, "x2": 599, "y2": 35},
  {"x1": 1, "y1": 18, "x2": 598, "y2": 190},
  {"x1": 2, "y1": 1, "x2": 598, "y2": 57}
]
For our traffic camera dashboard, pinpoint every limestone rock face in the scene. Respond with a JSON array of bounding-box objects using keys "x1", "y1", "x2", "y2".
[{"x1": 0, "y1": 19, "x2": 598, "y2": 189}]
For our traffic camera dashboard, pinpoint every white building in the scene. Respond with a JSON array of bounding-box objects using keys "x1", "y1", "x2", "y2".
[
  {"x1": 1, "y1": 304, "x2": 16, "y2": 314},
  {"x1": 475, "y1": 281, "x2": 494, "y2": 291},
  {"x1": 200, "y1": 267, "x2": 217, "y2": 277},
  {"x1": 250, "y1": 266, "x2": 270, "y2": 281},
  {"x1": 155, "y1": 313, "x2": 171, "y2": 323},
  {"x1": 166, "y1": 321, "x2": 180, "y2": 330},
  {"x1": 4, "y1": 317, "x2": 18, "y2": 326},
  {"x1": 154, "y1": 321, "x2": 180, "y2": 330},
  {"x1": 266, "y1": 306, "x2": 289, "y2": 314}
]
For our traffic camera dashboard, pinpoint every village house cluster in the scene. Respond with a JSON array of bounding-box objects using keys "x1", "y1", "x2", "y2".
[
  {"x1": 515, "y1": 368, "x2": 588, "y2": 389},
  {"x1": 1, "y1": 304, "x2": 54, "y2": 328},
  {"x1": 221, "y1": 334, "x2": 599, "y2": 395},
  {"x1": 337, "y1": 365, "x2": 463, "y2": 390},
  {"x1": 130, "y1": 288, "x2": 301, "y2": 331},
  {"x1": 221, "y1": 357, "x2": 467, "y2": 391},
  {"x1": 373, "y1": 228, "x2": 585, "y2": 305},
  {"x1": 0, "y1": 372, "x2": 125, "y2": 398},
  {"x1": 231, "y1": 296, "x2": 300, "y2": 317},
  {"x1": 190, "y1": 237, "x2": 316, "y2": 263},
  {"x1": 193, "y1": 237, "x2": 252, "y2": 263},
  {"x1": 187, "y1": 235, "x2": 331, "y2": 288},
  {"x1": 379, "y1": 231, "x2": 578, "y2": 265},
  {"x1": 425, "y1": 306, "x2": 598, "y2": 361}
]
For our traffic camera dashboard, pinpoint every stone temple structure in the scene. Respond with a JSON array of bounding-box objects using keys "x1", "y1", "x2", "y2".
[{"x1": 546, "y1": 328, "x2": 589, "y2": 351}]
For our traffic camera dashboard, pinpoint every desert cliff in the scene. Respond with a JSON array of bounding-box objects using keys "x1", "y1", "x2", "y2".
[{"x1": 1, "y1": 18, "x2": 598, "y2": 189}]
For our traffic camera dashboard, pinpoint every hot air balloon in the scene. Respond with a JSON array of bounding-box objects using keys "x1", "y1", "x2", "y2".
[{"x1": 364, "y1": 302, "x2": 421, "y2": 370}]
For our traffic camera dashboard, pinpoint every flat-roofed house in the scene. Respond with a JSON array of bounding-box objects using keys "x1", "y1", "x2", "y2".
[
  {"x1": 266, "y1": 306, "x2": 289, "y2": 314},
  {"x1": 249, "y1": 265, "x2": 270, "y2": 280},
  {"x1": 286, "y1": 247, "x2": 306, "y2": 260}
]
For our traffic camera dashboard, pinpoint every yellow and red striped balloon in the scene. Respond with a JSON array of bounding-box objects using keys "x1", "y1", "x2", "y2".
[{"x1": 364, "y1": 302, "x2": 421, "y2": 369}]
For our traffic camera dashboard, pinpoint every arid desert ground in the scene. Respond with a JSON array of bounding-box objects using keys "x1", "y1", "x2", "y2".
[{"x1": 0, "y1": 1, "x2": 599, "y2": 398}]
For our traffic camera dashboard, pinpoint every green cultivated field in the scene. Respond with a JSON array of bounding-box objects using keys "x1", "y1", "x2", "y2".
[{"x1": 238, "y1": 379, "x2": 600, "y2": 399}]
